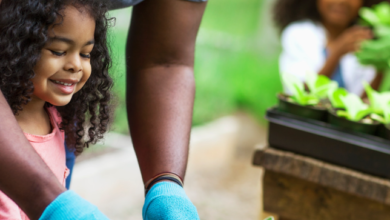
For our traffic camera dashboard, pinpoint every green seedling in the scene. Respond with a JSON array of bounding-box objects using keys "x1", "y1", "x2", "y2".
[
  {"x1": 328, "y1": 88, "x2": 348, "y2": 109},
  {"x1": 371, "y1": 109, "x2": 390, "y2": 124},
  {"x1": 282, "y1": 73, "x2": 319, "y2": 106},
  {"x1": 263, "y1": 217, "x2": 275, "y2": 220},
  {"x1": 306, "y1": 72, "x2": 338, "y2": 99},
  {"x1": 336, "y1": 93, "x2": 372, "y2": 122},
  {"x1": 363, "y1": 82, "x2": 390, "y2": 114},
  {"x1": 371, "y1": 100, "x2": 390, "y2": 125}
]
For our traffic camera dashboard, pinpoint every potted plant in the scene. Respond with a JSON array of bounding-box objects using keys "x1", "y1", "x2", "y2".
[
  {"x1": 278, "y1": 73, "x2": 337, "y2": 121},
  {"x1": 328, "y1": 87, "x2": 348, "y2": 110},
  {"x1": 364, "y1": 82, "x2": 390, "y2": 114},
  {"x1": 364, "y1": 83, "x2": 390, "y2": 139},
  {"x1": 328, "y1": 93, "x2": 379, "y2": 135}
]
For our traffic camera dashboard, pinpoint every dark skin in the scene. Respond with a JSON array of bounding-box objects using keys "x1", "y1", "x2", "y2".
[
  {"x1": 317, "y1": 0, "x2": 383, "y2": 94},
  {"x1": 127, "y1": 0, "x2": 206, "y2": 183},
  {"x1": 0, "y1": 0, "x2": 206, "y2": 219}
]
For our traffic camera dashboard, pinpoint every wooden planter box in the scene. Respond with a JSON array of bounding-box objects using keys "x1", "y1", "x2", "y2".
[{"x1": 253, "y1": 147, "x2": 390, "y2": 220}]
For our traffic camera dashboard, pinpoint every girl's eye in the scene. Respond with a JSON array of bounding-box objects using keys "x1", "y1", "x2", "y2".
[
  {"x1": 50, "y1": 50, "x2": 65, "y2": 56},
  {"x1": 81, "y1": 53, "x2": 91, "y2": 59}
]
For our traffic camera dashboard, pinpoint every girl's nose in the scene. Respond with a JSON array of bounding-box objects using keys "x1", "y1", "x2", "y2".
[{"x1": 64, "y1": 54, "x2": 82, "y2": 73}]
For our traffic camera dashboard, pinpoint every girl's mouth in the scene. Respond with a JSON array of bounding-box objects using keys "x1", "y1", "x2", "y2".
[
  {"x1": 52, "y1": 80, "x2": 73, "y2": 86},
  {"x1": 50, "y1": 79, "x2": 77, "y2": 95}
]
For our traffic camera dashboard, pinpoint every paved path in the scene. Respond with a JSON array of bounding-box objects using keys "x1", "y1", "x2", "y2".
[{"x1": 71, "y1": 113, "x2": 267, "y2": 220}]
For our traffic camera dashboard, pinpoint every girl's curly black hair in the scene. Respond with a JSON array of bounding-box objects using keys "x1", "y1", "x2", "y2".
[
  {"x1": 274, "y1": 0, "x2": 390, "y2": 31},
  {"x1": 0, "y1": 0, "x2": 114, "y2": 155}
]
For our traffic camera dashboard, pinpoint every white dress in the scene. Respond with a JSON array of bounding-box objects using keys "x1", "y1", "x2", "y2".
[{"x1": 279, "y1": 20, "x2": 376, "y2": 95}]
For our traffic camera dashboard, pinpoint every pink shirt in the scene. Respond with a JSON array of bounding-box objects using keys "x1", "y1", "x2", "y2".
[{"x1": 0, "y1": 107, "x2": 69, "y2": 220}]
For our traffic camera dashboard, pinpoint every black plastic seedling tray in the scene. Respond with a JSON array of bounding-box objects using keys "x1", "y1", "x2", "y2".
[{"x1": 267, "y1": 108, "x2": 390, "y2": 179}]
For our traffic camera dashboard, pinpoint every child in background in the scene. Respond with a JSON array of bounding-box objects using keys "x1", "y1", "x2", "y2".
[
  {"x1": 0, "y1": 0, "x2": 113, "y2": 218},
  {"x1": 274, "y1": 0, "x2": 387, "y2": 96}
]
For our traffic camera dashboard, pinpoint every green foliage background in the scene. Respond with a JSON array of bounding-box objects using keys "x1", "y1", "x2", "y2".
[{"x1": 108, "y1": 0, "x2": 282, "y2": 134}]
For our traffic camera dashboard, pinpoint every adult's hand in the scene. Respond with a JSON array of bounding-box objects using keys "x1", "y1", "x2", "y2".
[{"x1": 126, "y1": 0, "x2": 206, "y2": 217}]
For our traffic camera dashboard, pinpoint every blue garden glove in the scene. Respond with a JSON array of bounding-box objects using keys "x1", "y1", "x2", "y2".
[
  {"x1": 40, "y1": 190, "x2": 109, "y2": 220},
  {"x1": 143, "y1": 182, "x2": 199, "y2": 220}
]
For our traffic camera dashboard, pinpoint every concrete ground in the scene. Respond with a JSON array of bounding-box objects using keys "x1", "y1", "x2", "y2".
[{"x1": 71, "y1": 113, "x2": 270, "y2": 220}]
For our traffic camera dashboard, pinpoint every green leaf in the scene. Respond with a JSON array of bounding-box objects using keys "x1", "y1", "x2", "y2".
[
  {"x1": 374, "y1": 2, "x2": 390, "y2": 25},
  {"x1": 305, "y1": 71, "x2": 317, "y2": 94},
  {"x1": 355, "y1": 108, "x2": 373, "y2": 122},
  {"x1": 364, "y1": 82, "x2": 390, "y2": 114},
  {"x1": 374, "y1": 25, "x2": 390, "y2": 38},
  {"x1": 315, "y1": 75, "x2": 331, "y2": 88},
  {"x1": 282, "y1": 73, "x2": 319, "y2": 106},
  {"x1": 329, "y1": 88, "x2": 348, "y2": 108},
  {"x1": 337, "y1": 110, "x2": 350, "y2": 118},
  {"x1": 360, "y1": 7, "x2": 381, "y2": 26},
  {"x1": 356, "y1": 38, "x2": 390, "y2": 69},
  {"x1": 292, "y1": 83, "x2": 306, "y2": 105},
  {"x1": 364, "y1": 82, "x2": 381, "y2": 111},
  {"x1": 338, "y1": 94, "x2": 371, "y2": 121},
  {"x1": 383, "y1": 104, "x2": 390, "y2": 124},
  {"x1": 371, "y1": 113, "x2": 386, "y2": 123},
  {"x1": 305, "y1": 72, "x2": 338, "y2": 98},
  {"x1": 370, "y1": 95, "x2": 390, "y2": 124},
  {"x1": 282, "y1": 73, "x2": 303, "y2": 96},
  {"x1": 264, "y1": 217, "x2": 275, "y2": 220},
  {"x1": 315, "y1": 81, "x2": 338, "y2": 98}
]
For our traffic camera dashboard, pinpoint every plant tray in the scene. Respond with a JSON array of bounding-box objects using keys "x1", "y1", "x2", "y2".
[{"x1": 267, "y1": 107, "x2": 390, "y2": 179}]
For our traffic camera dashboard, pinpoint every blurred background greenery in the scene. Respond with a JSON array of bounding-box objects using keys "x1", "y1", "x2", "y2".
[{"x1": 108, "y1": 0, "x2": 282, "y2": 134}]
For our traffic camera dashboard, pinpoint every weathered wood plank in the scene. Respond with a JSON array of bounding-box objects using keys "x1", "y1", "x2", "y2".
[
  {"x1": 264, "y1": 171, "x2": 390, "y2": 220},
  {"x1": 253, "y1": 147, "x2": 390, "y2": 205}
]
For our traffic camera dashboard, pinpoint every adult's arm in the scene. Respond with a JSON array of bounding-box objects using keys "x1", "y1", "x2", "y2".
[
  {"x1": 126, "y1": 0, "x2": 206, "y2": 184},
  {"x1": 0, "y1": 91, "x2": 65, "y2": 220}
]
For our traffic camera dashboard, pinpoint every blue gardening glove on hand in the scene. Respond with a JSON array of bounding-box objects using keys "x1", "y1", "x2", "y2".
[
  {"x1": 40, "y1": 190, "x2": 109, "y2": 220},
  {"x1": 143, "y1": 182, "x2": 199, "y2": 220}
]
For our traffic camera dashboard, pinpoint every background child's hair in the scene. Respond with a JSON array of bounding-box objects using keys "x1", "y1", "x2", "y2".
[
  {"x1": 273, "y1": 0, "x2": 389, "y2": 32},
  {"x1": 0, "y1": 0, "x2": 114, "y2": 155}
]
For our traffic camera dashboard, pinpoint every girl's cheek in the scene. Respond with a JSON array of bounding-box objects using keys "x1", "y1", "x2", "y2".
[
  {"x1": 82, "y1": 63, "x2": 92, "y2": 82},
  {"x1": 75, "y1": 67, "x2": 92, "y2": 93}
]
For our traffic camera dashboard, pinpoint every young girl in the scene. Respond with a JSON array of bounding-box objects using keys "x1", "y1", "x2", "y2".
[
  {"x1": 0, "y1": 0, "x2": 113, "y2": 218},
  {"x1": 274, "y1": 0, "x2": 388, "y2": 96}
]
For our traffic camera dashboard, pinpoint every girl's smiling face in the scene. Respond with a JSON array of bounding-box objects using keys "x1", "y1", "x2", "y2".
[
  {"x1": 318, "y1": 0, "x2": 363, "y2": 28},
  {"x1": 32, "y1": 5, "x2": 95, "y2": 106}
]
